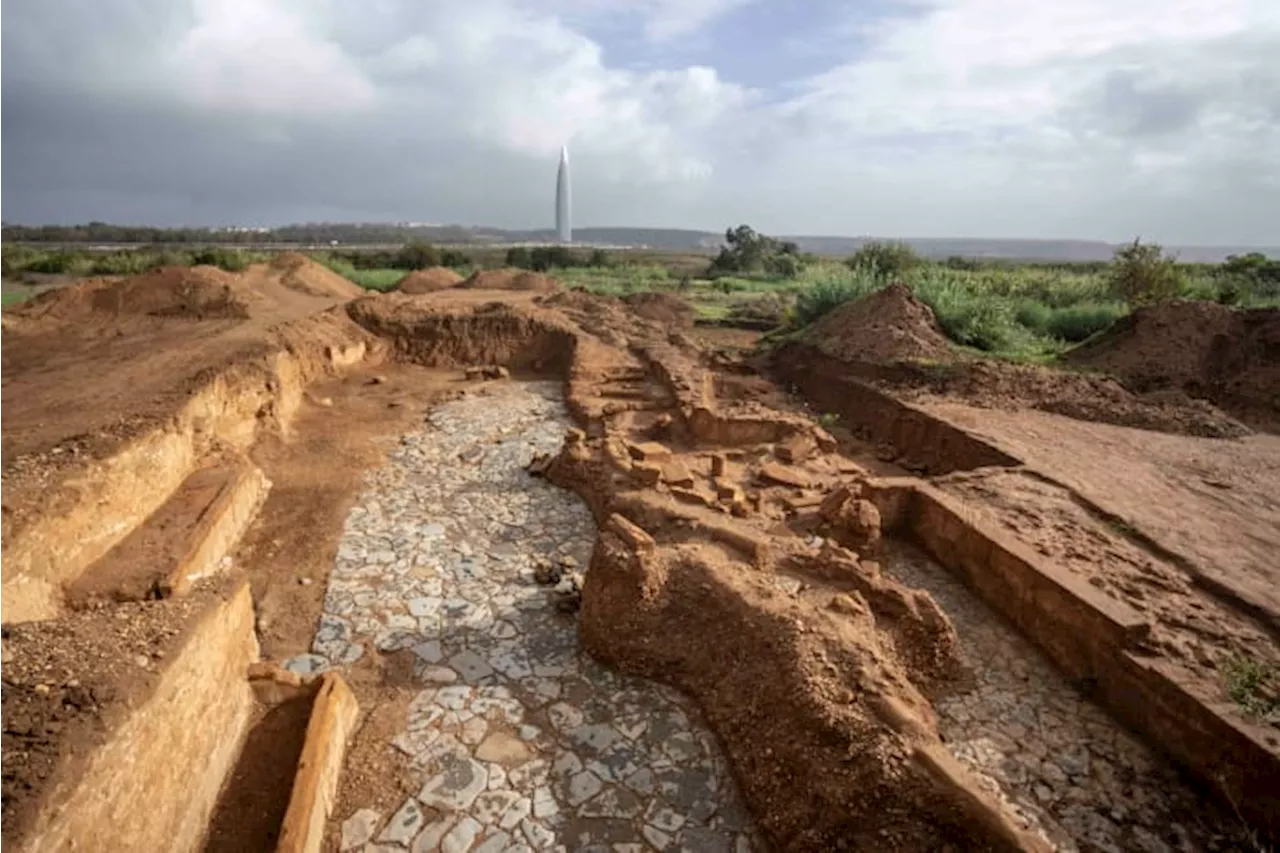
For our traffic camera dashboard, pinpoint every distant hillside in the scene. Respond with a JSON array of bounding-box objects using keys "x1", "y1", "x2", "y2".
[{"x1": 3, "y1": 222, "x2": 1274, "y2": 263}]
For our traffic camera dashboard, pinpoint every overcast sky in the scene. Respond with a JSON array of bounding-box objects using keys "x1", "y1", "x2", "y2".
[{"x1": 4, "y1": 0, "x2": 1279, "y2": 243}]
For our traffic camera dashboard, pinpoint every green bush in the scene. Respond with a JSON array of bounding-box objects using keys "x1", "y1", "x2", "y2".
[
  {"x1": 792, "y1": 273, "x2": 881, "y2": 327},
  {"x1": 1013, "y1": 299, "x2": 1053, "y2": 334},
  {"x1": 1044, "y1": 302, "x2": 1124, "y2": 342},
  {"x1": 845, "y1": 241, "x2": 920, "y2": 279},
  {"x1": 396, "y1": 241, "x2": 440, "y2": 270},
  {"x1": 1108, "y1": 239, "x2": 1184, "y2": 307},
  {"x1": 21, "y1": 250, "x2": 92, "y2": 275},
  {"x1": 190, "y1": 246, "x2": 253, "y2": 272}
]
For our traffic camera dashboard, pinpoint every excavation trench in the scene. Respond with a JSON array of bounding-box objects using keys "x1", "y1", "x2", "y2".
[
  {"x1": 877, "y1": 542, "x2": 1251, "y2": 852},
  {"x1": 299, "y1": 380, "x2": 758, "y2": 851}
]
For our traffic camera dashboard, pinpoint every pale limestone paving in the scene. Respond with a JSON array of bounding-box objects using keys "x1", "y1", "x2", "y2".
[
  {"x1": 882, "y1": 542, "x2": 1253, "y2": 853},
  {"x1": 312, "y1": 382, "x2": 760, "y2": 852}
]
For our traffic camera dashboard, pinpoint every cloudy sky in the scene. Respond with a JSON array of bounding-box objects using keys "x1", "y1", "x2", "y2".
[{"x1": 4, "y1": 0, "x2": 1279, "y2": 243}]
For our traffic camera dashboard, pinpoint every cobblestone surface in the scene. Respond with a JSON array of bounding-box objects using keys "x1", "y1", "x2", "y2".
[
  {"x1": 882, "y1": 541, "x2": 1252, "y2": 853},
  {"x1": 296, "y1": 382, "x2": 758, "y2": 853}
]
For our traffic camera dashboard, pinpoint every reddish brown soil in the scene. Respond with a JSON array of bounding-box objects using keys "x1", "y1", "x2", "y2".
[
  {"x1": 458, "y1": 267, "x2": 561, "y2": 292},
  {"x1": 1, "y1": 581, "x2": 232, "y2": 845},
  {"x1": 807, "y1": 282, "x2": 955, "y2": 363},
  {"x1": 935, "y1": 466, "x2": 1280, "y2": 705},
  {"x1": 622, "y1": 290, "x2": 694, "y2": 327},
  {"x1": 922, "y1": 401, "x2": 1280, "y2": 629},
  {"x1": 5, "y1": 264, "x2": 1277, "y2": 852},
  {"x1": 65, "y1": 462, "x2": 241, "y2": 607},
  {"x1": 1, "y1": 258, "x2": 360, "y2": 469},
  {"x1": 394, "y1": 266, "x2": 464, "y2": 294},
  {"x1": 1064, "y1": 300, "x2": 1280, "y2": 429},
  {"x1": 203, "y1": 694, "x2": 314, "y2": 853}
]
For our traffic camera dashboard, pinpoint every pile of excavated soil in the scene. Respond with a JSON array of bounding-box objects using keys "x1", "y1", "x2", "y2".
[
  {"x1": 898, "y1": 360, "x2": 1251, "y2": 439},
  {"x1": 4, "y1": 258, "x2": 363, "y2": 333},
  {"x1": 394, "y1": 266, "x2": 464, "y2": 294},
  {"x1": 623, "y1": 290, "x2": 694, "y2": 328},
  {"x1": 458, "y1": 267, "x2": 561, "y2": 293},
  {"x1": 1065, "y1": 301, "x2": 1280, "y2": 426},
  {"x1": 263, "y1": 253, "x2": 364, "y2": 300},
  {"x1": 5, "y1": 266, "x2": 248, "y2": 326},
  {"x1": 808, "y1": 283, "x2": 955, "y2": 363}
]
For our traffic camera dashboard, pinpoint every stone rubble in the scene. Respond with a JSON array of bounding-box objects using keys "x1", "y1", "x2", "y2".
[
  {"x1": 882, "y1": 542, "x2": 1252, "y2": 853},
  {"x1": 309, "y1": 382, "x2": 759, "y2": 853}
]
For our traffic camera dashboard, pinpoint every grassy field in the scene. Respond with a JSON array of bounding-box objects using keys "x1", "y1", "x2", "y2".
[{"x1": 3, "y1": 242, "x2": 1277, "y2": 365}]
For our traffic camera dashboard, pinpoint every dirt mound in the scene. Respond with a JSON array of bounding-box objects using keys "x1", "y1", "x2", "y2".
[
  {"x1": 6, "y1": 267, "x2": 249, "y2": 327},
  {"x1": 1065, "y1": 301, "x2": 1280, "y2": 427},
  {"x1": 459, "y1": 267, "x2": 561, "y2": 293},
  {"x1": 395, "y1": 267, "x2": 464, "y2": 294},
  {"x1": 808, "y1": 283, "x2": 955, "y2": 363},
  {"x1": 623, "y1": 291, "x2": 694, "y2": 328},
  {"x1": 263, "y1": 253, "x2": 364, "y2": 300}
]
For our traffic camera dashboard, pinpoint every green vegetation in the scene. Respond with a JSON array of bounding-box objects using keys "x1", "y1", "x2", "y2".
[
  {"x1": 1108, "y1": 239, "x2": 1185, "y2": 307},
  {"x1": 1, "y1": 244, "x2": 265, "y2": 278},
  {"x1": 845, "y1": 241, "x2": 921, "y2": 278},
  {"x1": 4, "y1": 229, "x2": 1277, "y2": 366},
  {"x1": 708, "y1": 225, "x2": 807, "y2": 279},
  {"x1": 1222, "y1": 653, "x2": 1279, "y2": 720}
]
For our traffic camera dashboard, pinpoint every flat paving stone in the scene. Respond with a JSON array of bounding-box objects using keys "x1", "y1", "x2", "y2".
[{"x1": 319, "y1": 382, "x2": 759, "y2": 851}]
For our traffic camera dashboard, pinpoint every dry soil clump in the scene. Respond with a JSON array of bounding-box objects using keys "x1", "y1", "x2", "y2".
[
  {"x1": 622, "y1": 290, "x2": 695, "y2": 328},
  {"x1": 459, "y1": 267, "x2": 561, "y2": 293},
  {"x1": 394, "y1": 266, "x2": 464, "y2": 294},
  {"x1": 1065, "y1": 300, "x2": 1280, "y2": 427}
]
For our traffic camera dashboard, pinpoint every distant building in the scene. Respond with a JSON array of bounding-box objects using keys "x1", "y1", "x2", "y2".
[{"x1": 555, "y1": 146, "x2": 571, "y2": 244}]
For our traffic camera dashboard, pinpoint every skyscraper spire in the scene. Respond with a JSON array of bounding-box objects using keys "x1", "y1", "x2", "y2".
[{"x1": 555, "y1": 145, "x2": 571, "y2": 244}]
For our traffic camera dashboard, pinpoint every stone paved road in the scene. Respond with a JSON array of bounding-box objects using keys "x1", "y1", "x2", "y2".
[
  {"x1": 884, "y1": 542, "x2": 1252, "y2": 853},
  {"x1": 293, "y1": 382, "x2": 757, "y2": 853}
]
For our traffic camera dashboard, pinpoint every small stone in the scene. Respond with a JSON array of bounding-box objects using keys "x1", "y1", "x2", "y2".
[
  {"x1": 378, "y1": 799, "x2": 424, "y2": 844},
  {"x1": 559, "y1": 555, "x2": 578, "y2": 569},
  {"x1": 133, "y1": 654, "x2": 150, "y2": 668},
  {"x1": 419, "y1": 757, "x2": 488, "y2": 811},
  {"x1": 440, "y1": 817, "x2": 482, "y2": 853},
  {"x1": 340, "y1": 808, "x2": 381, "y2": 851},
  {"x1": 534, "y1": 564, "x2": 561, "y2": 585},
  {"x1": 298, "y1": 577, "x2": 313, "y2": 586}
]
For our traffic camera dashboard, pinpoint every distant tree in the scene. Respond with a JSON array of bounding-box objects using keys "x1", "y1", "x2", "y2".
[
  {"x1": 395, "y1": 241, "x2": 441, "y2": 270},
  {"x1": 439, "y1": 248, "x2": 472, "y2": 268},
  {"x1": 528, "y1": 245, "x2": 577, "y2": 272},
  {"x1": 845, "y1": 241, "x2": 920, "y2": 278},
  {"x1": 708, "y1": 224, "x2": 804, "y2": 278},
  {"x1": 1107, "y1": 238, "x2": 1185, "y2": 307},
  {"x1": 1221, "y1": 252, "x2": 1280, "y2": 297},
  {"x1": 587, "y1": 248, "x2": 611, "y2": 268},
  {"x1": 944, "y1": 255, "x2": 981, "y2": 271},
  {"x1": 505, "y1": 247, "x2": 532, "y2": 268}
]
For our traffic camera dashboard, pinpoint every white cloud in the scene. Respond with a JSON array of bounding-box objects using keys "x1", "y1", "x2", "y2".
[
  {"x1": 521, "y1": 0, "x2": 756, "y2": 41},
  {"x1": 165, "y1": 0, "x2": 377, "y2": 115},
  {"x1": 3, "y1": 0, "x2": 1279, "y2": 242}
]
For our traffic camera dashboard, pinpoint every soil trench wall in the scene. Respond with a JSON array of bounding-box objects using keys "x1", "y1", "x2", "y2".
[
  {"x1": 14, "y1": 583, "x2": 259, "y2": 853},
  {"x1": 346, "y1": 301, "x2": 578, "y2": 375},
  {"x1": 772, "y1": 344, "x2": 1018, "y2": 473},
  {"x1": 1, "y1": 312, "x2": 380, "y2": 625},
  {"x1": 869, "y1": 480, "x2": 1280, "y2": 836}
]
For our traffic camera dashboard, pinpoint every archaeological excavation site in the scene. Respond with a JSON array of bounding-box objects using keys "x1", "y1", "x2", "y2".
[{"x1": 3, "y1": 256, "x2": 1279, "y2": 853}]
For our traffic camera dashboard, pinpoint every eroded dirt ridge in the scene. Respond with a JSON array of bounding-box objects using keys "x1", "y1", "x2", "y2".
[{"x1": 304, "y1": 382, "x2": 758, "y2": 852}]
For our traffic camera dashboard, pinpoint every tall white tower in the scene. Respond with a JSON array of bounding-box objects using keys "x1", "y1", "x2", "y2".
[{"x1": 555, "y1": 145, "x2": 571, "y2": 243}]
